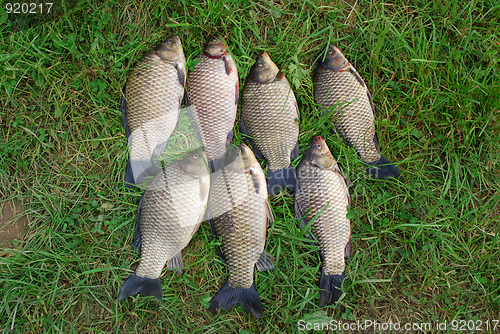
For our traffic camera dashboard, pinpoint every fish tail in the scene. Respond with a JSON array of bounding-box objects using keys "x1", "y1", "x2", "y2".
[
  {"x1": 117, "y1": 273, "x2": 162, "y2": 302},
  {"x1": 366, "y1": 155, "x2": 401, "y2": 180},
  {"x1": 267, "y1": 165, "x2": 297, "y2": 197},
  {"x1": 208, "y1": 280, "x2": 263, "y2": 318},
  {"x1": 319, "y1": 269, "x2": 344, "y2": 307}
]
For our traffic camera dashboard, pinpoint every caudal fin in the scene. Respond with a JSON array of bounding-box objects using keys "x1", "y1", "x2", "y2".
[
  {"x1": 267, "y1": 165, "x2": 297, "y2": 197},
  {"x1": 208, "y1": 280, "x2": 263, "y2": 318},
  {"x1": 319, "y1": 269, "x2": 344, "y2": 307},
  {"x1": 366, "y1": 156, "x2": 401, "y2": 180},
  {"x1": 117, "y1": 273, "x2": 162, "y2": 302}
]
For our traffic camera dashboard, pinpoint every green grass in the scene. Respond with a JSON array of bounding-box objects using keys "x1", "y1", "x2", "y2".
[{"x1": 1, "y1": 0, "x2": 499, "y2": 332}]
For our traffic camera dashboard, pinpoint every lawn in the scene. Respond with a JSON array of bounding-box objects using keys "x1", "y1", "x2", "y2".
[{"x1": 0, "y1": 0, "x2": 499, "y2": 333}]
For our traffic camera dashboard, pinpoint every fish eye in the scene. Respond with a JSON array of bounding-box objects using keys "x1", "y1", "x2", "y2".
[
  {"x1": 315, "y1": 144, "x2": 322, "y2": 150},
  {"x1": 193, "y1": 153, "x2": 199, "y2": 159},
  {"x1": 167, "y1": 39, "x2": 173, "y2": 44},
  {"x1": 257, "y1": 61, "x2": 263, "y2": 66}
]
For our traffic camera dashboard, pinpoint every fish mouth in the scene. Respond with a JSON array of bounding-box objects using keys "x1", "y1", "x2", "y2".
[
  {"x1": 204, "y1": 36, "x2": 228, "y2": 58},
  {"x1": 259, "y1": 52, "x2": 270, "y2": 60},
  {"x1": 310, "y1": 136, "x2": 325, "y2": 145},
  {"x1": 208, "y1": 35, "x2": 226, "y2": 47},
  {"x1": 239, "y1": 143, "x2": 251, "y2": 151}
]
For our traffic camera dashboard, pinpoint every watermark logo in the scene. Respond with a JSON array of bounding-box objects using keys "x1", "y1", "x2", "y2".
[{"x1": 297, "y1": 319, "x2": 499, "y2": 332}]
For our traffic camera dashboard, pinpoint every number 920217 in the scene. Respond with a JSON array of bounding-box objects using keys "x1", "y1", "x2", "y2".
[
  {"x1": 449, "y1": 319, "x2": 499, "y2": 331},
  {"x1": 5, "y1": 2, "x2": 54, "y2": 14}
]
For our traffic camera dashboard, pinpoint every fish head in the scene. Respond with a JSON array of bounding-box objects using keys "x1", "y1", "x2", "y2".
[
  {"x1": 222, "y1": 144, "x2": 257, "y2": 172},
  {"x1": 221, "y1": 145, "x2": 246, "y2": 172},
  {"x1": 239, "y1": 143, "x2": 259, "y2": 169},
  {"x1": 250, "y1": 52, "x2": 280, "y2": 84},
  {"x1": 322, "y1": 45, "x2": 349, "y2": 71},
  {"x1": 204, "y1": 35, "x2": 228, "y2": 58},
  {"x1": 179, "y1": 151, "x2": 209, "y2": 177},
  {"x1": 156, "y1": 35, "x2": 185, "y2": 62},
  {"x1": 304, "y1": 136, "x2": 336, "y2": 169}
]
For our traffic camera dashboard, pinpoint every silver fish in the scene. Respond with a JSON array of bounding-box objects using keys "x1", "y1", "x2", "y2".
[
  {"x1": 295, "y1": 136, "x2": 351, "y2": 306},
  {"x1": 118, "y1": 151, "x2": 209, "y2": 301},
  {"x1": 122, "y1": 35, "x2": 187, "y2": 185},
  {"x1": 208, "y1": 144, "x2": 274, "y2": 318},
  {"x1": 241, "y1": 52, "x2": 300, "y2": 196},
  {"x1": 314, "y1": 45, "x2": 401, "y2": 179},
  {"x1": 186, "y1": 36, "x2": 239, "y2": 169}
]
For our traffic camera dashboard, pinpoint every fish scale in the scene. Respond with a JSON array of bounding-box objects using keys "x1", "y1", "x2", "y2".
[
  {"x1": 209, "y1": 168, "x2": 266, "y2": 288},
  {"x1": 295, "y1": 136, "x2": 350, "y2": 306},
  {"x1": 208, "y1": 144, "x2": 272, "y2": 318},
  {"x1": 135, "y1": 163, "x2": 207, "y2": 279},
  {"x1": 242, "y1": 79, "x2": 299, "y2": 171},
  {"x1": 295, "y1": 162, "x2": 350, "y2": 276},
  {"x1": 242, "y1": 78, "x2": 299, "y2": 171},
  {"x1": 240, "y1": 52, "x2": 299, "y2": 196},
  {"x1": 187, "y1": 54, "x2": 238, "y2": 162},
  {"x1": 125, "y1": 53, "x2": 184, "y2": 161},
  {"x1": 314, "y1": 69, "x2": 381, "y2": 163},
  {"x1": 118, "y1": 151, "x2": 209, "y2": 302}
]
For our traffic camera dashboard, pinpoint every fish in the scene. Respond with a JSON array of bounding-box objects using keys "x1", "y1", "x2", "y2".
[
  {"x1": 207, "y1": 143, "x2": 274, "y2": 318},
  {"x1": 121, "y1": 35, "x2": 187, "y2": 186},
  {"x1": 118, "y1": 151, "x2": 210, "y2": 301},
  {"x1": 314, "y1": 45, "x2": 401, "y2": 180},
  {"x1": 186, "y1": 36, "x2": 239, "y2": 170},
  {"x1": 294, "y1": 136, "x2": 351, "y2": 306},
  {"x1": 241, "y1": 52, "x2": 300, "y2": 196}
]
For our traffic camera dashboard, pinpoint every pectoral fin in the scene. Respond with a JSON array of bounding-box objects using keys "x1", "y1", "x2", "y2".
[
  {"x1": 332, "y1": 166, "x2": 352, "y2": 188},
  {"x1": 175, "y1": 63, "x2": 186, "y2": 87},
  {"x1": 226, "y1": 128, "x2": 234, "y2": 145},
  {"x1": 274, "y1": 71, "x2": 285, "y2": 81},
  {"x1": 345, "y1": 240, "x2": 351, "y2": 259},
  {"x1": 222, "y1": 55, "x2": 231, "y2": 76},
  {"x1": 166, "y1": 252, "x2": 184, "y2": 274},
  {"x1": 199, "y1": 176, "x2": 210, "y2": 202},
  {"x1": 265, "y1": 198, "x2": 275, "y2": 223},
  {"x1": 249, "y1": 165, "x2": 267, "y2": 196},
  {"x1": 256, "y1": 251, "x2": 275, "y2": 271}
]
